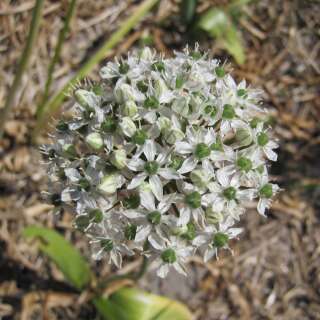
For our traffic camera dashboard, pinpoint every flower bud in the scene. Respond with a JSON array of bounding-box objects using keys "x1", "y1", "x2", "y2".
[
  {"x1": 235, "y1": 127, "x2": 253, "y2": 147},
  {"x1": 98, "y1": 173, "x2": 123, "y2": 195},
  {"x1": 114, "y1": 83, "x2": 143, "y2": 104},
  {"x1": 172, "y1": 98, "x2": 189, "y2": 117},
  {"x1": 171, "y1": 225, "x2": 188, "y2": 236},
  {"x1": 190, "y1": 169, "x2": 208, "y2": 189},
  {"x1": 110, "y1": 149, "x2": 127, "y2": 169},
  {"x1": 85, "y1": 132, "x2": 103, "y2": 150},
  {"x1": 74, "y1": 89, "x2": 99, "y2": 109},
  {"x1": 205, "y1": 207, "x2": 223, "y2": 224},
  {"x1": 163, "y1": 129, "x2": 184, "y2": 144},
  {"x1": 158, "y1": 116, "x2": 171, "y2": 131},
  {"x1": 119, "y1": 117, "x2": 136, "y2": 137},
  {"x1": 123, "y1": 100, "x2": 138, "y2": 117},
  {"x1": 155, "y1": 78, "x2": 173, "y2": 104}
]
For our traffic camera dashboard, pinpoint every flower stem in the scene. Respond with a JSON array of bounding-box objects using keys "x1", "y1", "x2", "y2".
[
  {"x1": 97, "y1": 256, "x2": 148, "y2": 292},
  {"x1": 0, "y1": 0, "x2": 45, "y2": 137},
  {"x1": 36, "y1": 0, "x2": 77, "y2": 118}
]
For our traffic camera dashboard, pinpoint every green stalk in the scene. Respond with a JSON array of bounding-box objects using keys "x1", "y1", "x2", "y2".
[
  {"x1": 36, "y1": 0, "x2": 77, "y2": 117},
  {"x1": 35, "y1": 0, "x2": 159, "y2": 134},
  {"x1": 97, "y1": 256, "x2": 148, "y2": 293},
  {"x1": 0, "y1": 0, "x2": 45, "y2": 137}
]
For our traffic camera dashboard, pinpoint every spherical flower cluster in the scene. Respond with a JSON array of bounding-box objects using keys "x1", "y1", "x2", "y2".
[{"x1": 43, "y1": 47, "x2": 279, "y2": 278}]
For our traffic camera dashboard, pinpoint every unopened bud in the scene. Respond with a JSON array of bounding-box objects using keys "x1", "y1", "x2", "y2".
[{"x1": 86, "y1": 132, "x2": 103, "y2": 150}]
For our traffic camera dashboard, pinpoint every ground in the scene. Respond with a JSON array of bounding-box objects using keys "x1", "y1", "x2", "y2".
[{"x1": 0, "y1": 0, "x2": 320, "y2": 319}]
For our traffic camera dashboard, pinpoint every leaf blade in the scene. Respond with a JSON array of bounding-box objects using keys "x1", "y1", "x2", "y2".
[
  {"x1": 23, "y1": 225, "x2": 91, "y2": 290},
  {"x1": 94, "y1": 287, "x2": 192, "y2": 320}
]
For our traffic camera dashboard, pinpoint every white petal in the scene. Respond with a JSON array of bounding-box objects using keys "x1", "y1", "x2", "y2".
[
  {"x1": 140, "y1": 189, "x2": 156, "y2": 211},
  {"x1": 149, "y1": 175, "x2": 163, "y2": 200},
  {"x1": 127, "y1": 158, "x2": 145, "y2": 171},
  {"x1": 237, "y1": 188, "x2": 256, "y2": 201},
  {"x1": 216, "y1": 167, "x2": 232, "y2": 187},
  {"x1": 143, "y1": 140, "x2": 156, "y2": 161},
  {"x1": 192, "y1": 208, "x2": 205, "y2": 227},
  {"x1": 220, "y1": 120, "x2": 231, "y2": 135},
  {"x1": 122, "y1": 209, "x2": 143, "y2": 219},
  {"x1": 178, "y1": 207, "x2": 191, "y2": 226},
  {"x1": 201, "y1": 193, "x2": 216, "y2": 206},
  {"x1": 268, "y1": 141, "x2": 279, "y2": 149},
  {"x1": 110, "y1": 250, "x2": 122, "y2": 268},
  {"x1": 144, "y1": 111, "x2": 157, "y2": 123},
  {"x1": 202, "y1": 159, "x2": 215, "y2": 176},
  {"x1": 264, "y1": 146, "x2": 278, "y2": 161},
  {"x1": 64, "y1": 168, "x2": 81, "y2": 182},
  {"x1": 204, "y1": 248, "x2": 215, "y2": 262},
  {"x1": 136, "y1": 225, "x2": 152, "y2": 242},
  {"x1": 193, "y1": 235, "x2": 208, "y2": 246},
  {"x1": 158, "y1": 193, "x2": 176, "y2": 213},
  {"x1": 228, "y1": 228, "x2": 243, "y2": 238},
  {"x1": 204, "y1": 129, "x2": 216, "y2": 145},
  {"x1": 157, "y1": 264, "x2": 169, "y2": 278},
  {"x1": 149, "y1": 233, "x2": 165, "y2": 250},
  {"x1": 257, "y1": 198, "x2": 268, "y2": 216},
  {"x1": 178, "y1": 156, "x2": 198, "y2": 174},
  {"x1": 175, "y1": 141, "x2": 193, "y2": 154},
  {"x1": 158, "y1": 168, "x2": 180, "y2": 180},
  {"x1": 207, "y1": 182, "x2": 222, "y2": 193},
  {"x1": 127, "y1": 173, "x2": 147, "y2": 189}
]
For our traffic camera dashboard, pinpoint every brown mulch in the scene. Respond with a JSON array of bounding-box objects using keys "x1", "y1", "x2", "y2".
[{"x1": 0, "y1": 0, "x2": 320, "y2": 319}]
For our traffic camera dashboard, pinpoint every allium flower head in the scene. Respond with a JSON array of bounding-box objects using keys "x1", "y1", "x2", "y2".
[{"x1": 43, "y1": 46, "x2": 279, "y2": 278}]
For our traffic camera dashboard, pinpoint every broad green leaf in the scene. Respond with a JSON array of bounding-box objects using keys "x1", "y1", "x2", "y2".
[
  {"x1": 180, "y1": 0, "x2": 198, "y2": 25},
  {"x1": 198, "y1": 8, "x2": 245, "y2": 64},
  {"x1": 221, "y1": 24, "x2": 245, "y2": 65},
  {"x1": 94, "y1": 287, "x2": 192, "y2": 320},
  {"x1": 23, "y1": 226, "x2": 91, "y2": 290},
  {"x1": 198, "y1": 8, "x2": 229, "y2": 38}
]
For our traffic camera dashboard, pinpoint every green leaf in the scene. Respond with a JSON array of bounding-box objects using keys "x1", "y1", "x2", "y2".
[
  {"x1": 221, "y1": 24, "x2": 245, "y2": 65},
  {"x1": 198, "y1": 8, "x2": 229, "y2": 38},
  {"x1": 23, "y1": 226, "x2": 91, "y2": 290},
  {"x1": 93, "y1": 287, "x2": 192, "y2": 320},
  {"x1": 198, "y1": 8, "x2": 245, "y2": 65},
  {"x1": 180, "y1": 0, "x2": 198, "y2": 25}
]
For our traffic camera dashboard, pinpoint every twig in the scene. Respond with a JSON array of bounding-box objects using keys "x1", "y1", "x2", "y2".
[{"x1": 0, "y1": 0, "x2": 45, "y2": 137}]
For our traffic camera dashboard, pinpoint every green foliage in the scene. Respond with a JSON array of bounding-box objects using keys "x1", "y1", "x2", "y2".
[
  {"x1": 93, "y1": 287, "x2": 192, "y2": 320},
  {"x1": 180, "y1": 0, "x2": 198, "y2": 25},
  {"x1": 198, "y1": 7, "x2": 245, "y2": 65},
  {"x1": 36, "y1": 0, "x2": 78, "y2": 118},
  {"x1": 23, "y1": 226, "x2": 91, "y2": 290},
  {"x1": 23, "y1": 226, "x2": 192, "y2": 319}
]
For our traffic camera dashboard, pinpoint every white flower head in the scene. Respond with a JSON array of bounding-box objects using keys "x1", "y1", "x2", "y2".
[{"x1": 44, "y1": 46, "x2": 279, "y2": 278}]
